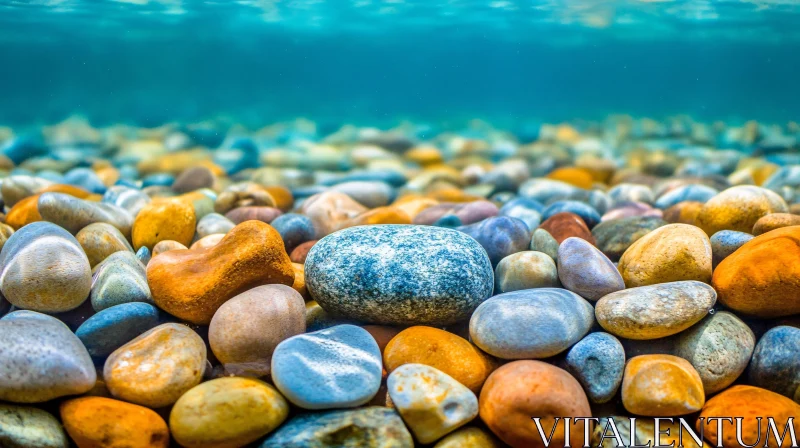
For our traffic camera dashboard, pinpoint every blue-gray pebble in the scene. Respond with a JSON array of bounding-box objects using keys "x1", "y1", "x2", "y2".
[
  {"x1": 271, "y1": 213, "x2": 315, "y2": 253},
  {"x1": 306, "y1": 225, "x2": 493, "y2": 326},
  {"x1": 710, "y1": 230, "x2": 754, "y2": 267},
  {"x1": 748, "y1": 326, "x2": 800, "y2": 402},
  {"x1": 271, "y1": 324, "x2": 382, "y2": 410},
  {"x1": 565, "y1": 332, "x2": 625, "y2": 404},
  {"x1": 76, "y1": 302, "x2": 161, "y2": 358},
  {"x1": 499, "y1": 197, "x2": 544, "y2": 231},
  {"x1": 654, "y1": 184, "x2": 718, "y2": 209},
  {"x1": 90, "y1": 251, "x2": 153, "y2": 311},
  {"x1": 457, "y1": 216, "x2": 531, "y2": 267}
]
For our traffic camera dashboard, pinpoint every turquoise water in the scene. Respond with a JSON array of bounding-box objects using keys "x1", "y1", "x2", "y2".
[{"x1": 1, "y1": 0, "x2": 799, "y2": 128}]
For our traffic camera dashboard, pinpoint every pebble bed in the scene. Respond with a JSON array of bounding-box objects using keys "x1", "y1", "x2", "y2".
[{"x1": 0, "y1": 117, "x2": 798, "y2": 447}]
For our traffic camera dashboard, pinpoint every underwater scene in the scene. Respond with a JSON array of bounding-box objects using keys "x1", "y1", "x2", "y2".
[{"x1": 0, "y1": 1, "x2": 799, "y2": 447}]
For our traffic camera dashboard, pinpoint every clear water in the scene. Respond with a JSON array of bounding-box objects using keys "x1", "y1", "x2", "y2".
[{"x1": 1, "y1": 0, "x2": 799, "y2": 128}]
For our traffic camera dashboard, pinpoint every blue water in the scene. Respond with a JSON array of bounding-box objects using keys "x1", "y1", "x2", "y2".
[{"x1": 1, "y1": 0, "x2": 799, "y2": 128}]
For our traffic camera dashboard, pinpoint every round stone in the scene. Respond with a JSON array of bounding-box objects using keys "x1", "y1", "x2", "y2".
[
  {"x1": 196, "y1": 212, "x2": 235, "y2": 238},
  {"x1": 470, "y1": 288, "x2": 594, "y2": 359},
  {"x1": 0, "y1": 221, "x2": 91, "y2": 313},
  {"x1": 558, "y1": 237, "x2": 624, "y2": 301},
  {"x1": 618, "y1": 223, "x2": 712, "y2": 287},
  {"x1": 713, "y1": 226, "x2": 800, "y2": 317},
  {"x1": 752, "y1": 212, "x2": 800, "y2": 235},
  {"x1": 565, "y1": 332, "x2": 625, "y2": 404},
  {"x1": 306, "y1": 225, "x2": 493, "y2": 326},
  {"x1": 494, "y1": 251, "x2": 559, "y2": 293},
  {"x1": 209, "y1": 284, "x2": 305, "y2": 376},
  {"x1": 271, "y1": 324, "x2": 382, "y2": 410},
  {"x1": 499, "y1": 198, "x2": 543, "y2": 230},
  {"x1": 654, "y1": 184, "x2": 717, "y2": 209},
  {"x1": 542, "y1": 200, "x2": 601, "y2": 229},
  {"x1": 38, "y1": 192, "x2": 133, "y2": 238},
  {"x1": 170, "y1": 377, "x2": 289, "y2": 448},
  {"x1": 479, "y1": 360, "x2": 591, "y2": 448},
  {"x1": 60, "y1": 397, "x2": 169, "y2": 448},
  {"x1": 270, "y1": 213, "x2": 315, "y2": 253},
  {"x1": 595, "y1": 281, "x2": 717, "y2": 340},
  {"x1": 621, "y1": 354, "x2": 705, "y2": 416},
  {"x1": 695, "y1": 185, "x2": 788, "y2": 235},
  {"x1": 172, "y1": 166, "x2": 216, "y2": 193},
  {"x1": 0, "y1": 311, "x2": 96, "y2": 403},
  {"x1": 90, "y1": 251, "x2": 153, "y2": 311},
  {"x1": 151, "y1": 239, "x2": 188, "y2": 256},
  {"x1": 102, "y1": 185, "x2": 151, "y2": 218},
  {"x1": 260, "y1": 407, "x2": 413, "y2": 448},
  {"x1": 299, "y1": 191, "x2": 367, "y2": 238},
  {"x1": 383, "y1": 326, "x2": 497, "y2": 393},
  {"x1": 529, "y1": 228, "x2": 559, "y2": 260},
  {"x1": 710, "y1": 229, "x2": 753, "y2": 267},
  {"x1": 75, "y1": 302, "x2": 161, "y2": 359},
  {"x1": 748, "y1": 326, "x2": 800, "y2": 402},
  {"x1": 0, "y1": 403, "x2": 68, "y2": 448},
  {"x1": 592, "y1": 216, "x2": 667, "y2": 261},
  {"x1": 457, "y1": 216, "x2": 531, "y2": 267},
  {"x1": 539, "y1": 212, "x2": 595, "y2": 245},
  {"x1": 673, "y1": 311, "x2": 755, "y2": 395},
  {"x1": 104, "y1": 323, "x2": 207, "y2": 408},
  {"x1": 388, "y1": 364, "x2": 478, "y2": 444},
  {"x1": 76, "y1": 222, "x2": 133, "y2": 268},
  {"x1": 330, "y1": 181, "x2": 395, "y2": 208},
  {"x1": 132, "y1": 199, "x2": 196, "y2": 250}
]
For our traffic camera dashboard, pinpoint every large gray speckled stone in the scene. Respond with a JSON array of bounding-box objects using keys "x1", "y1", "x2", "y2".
[
  {"x1": 469, "y1": 288, "x2": 594, "y2": 359},
  {"x1": 0, "y1": 311, "x2": 96, "y2": 403},
  {"x1": 0, "y1": 404, "x2": 68, "y2": 448},
  {"x1": 306, "y1": 225, "x2": 493, "y2": 326},
  {"x1": 558, "y1": 237, "x2": 624, "y2": 301},
  {"x1": 748, "y1": 325, "x2": 800, "y2": 402},
  {"x1": 260, "y1": 407, "x2": 413, "y2": 448},
  {"x1": 565, "y1": 332, "x2": 625, "y2": 404}
]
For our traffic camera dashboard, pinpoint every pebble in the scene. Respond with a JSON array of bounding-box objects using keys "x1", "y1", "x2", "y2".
[
  {"x1": 190, "y1": 233, "x2": 224, "y2": 250},
  {"x1": 542, "y1": 200, "x2": 601, "y2": 228},
  {"x1": 529, "y1": 227, "x2": 559, "y2": 260},
  {"x1": 102, "y1": 185, "x2": 151, "y2": 218},
  {"x1": 748, "y1": 325, "x2": 800, "y2": 402},
  {"x1": 38, "y1": 192, "x2": 133, "y2": 238},
  {"x1": 479, "y1": 360, "x2": 591, "y2": 448},
  {"x1": 290, "y1": 239, "x2": 316, "y2": 263},
  {"x1": 169, "y1": 377, "x2": 289, "y2": 448},
  {"x1": 270, "y1": 212, "x2": 315, "y2": 252},
  {"x1": 413, "y1": 200, "x2": 498, "y2": 226},
  {"x1": 135, "y1": 245, "x2": 151, "y2": 265},
  {"x1": 383, "y1": 326, "x2": 497, "y2": 393},
  {"x1": 208, "y1": 284, "x2": 305, "y2": 376},
  {"x1": 618, "y1": 223, "x2": 712, "y2": 287},
  {"x1": 147, "y1": 220, "x2": 294, "y2": 324},
  {"x1": 713, "y1": 225, "x2": 800, "y2": 317},
  {"x1": 494, "y1": 251, "x2": 559, "y2": 293},
  {"x1": 299, "y1": 191, "x2": 367, "y2": 238},
  {"x1": 608, "y1": 183, "x2": 655, "y2": 206},
  {"x1": 457, "y1": 216, "x2": 531, "y2": 266},
  {"x1": 470, "y1": 288, "x2": 594, "y2": 359},
  {"x1": 662, "y1": 200, "x2": 704, "y2": 225},
  {"x1": 621, "y1": 354, "x2": 705, "y2": 416},
  {"x1": 557, "y1": 237, "x2": 624, "y2": 301},
  {"x1": 673, "y1": 311, "x2": 755, "y2": 394},
  {"x1": 75, "y1": 302, "x2": 161, "y2": 359},
  {"x1": 565, "y1": 332, "x2": 625, "y2": 404},
  {"x1": 654, "y1": 184, "x2": 718, "y2": 209},
  {"x1": 104, "y1": 323, "x2": 207, "y2": 408},
  {"x1": 271, "y1": 324, "x2": 382, "y2": 409},
  {"x1": 195, "y1": 212, "x2": 235, "y2": 238},
  {"x1": 60, "y1": 397, "x2": 169, "y2": 448},
  {"x1": 539, "y1": 211, "x2": 596, "y2": 244},
  {"x1": 90, "y1": 251, "x2": 153, "y2": 311},
  {"x1": 388, "y1": 364, "x2": 478, "y2": 444},
  {"x1": 75, "y1": 222, "x2": 133, "y2": 267},
  {"x1": 752, "y1": 212, "x2": 800, "y2": 235},
  {"x1": 433, "y1": 427, "x2": 502, "y2": 448},
  {"x1": 698, "y1": 386, "x2": 800, "y2": 447},
  {"x1": 709, "y1": 229, "x2": 753, "y2": 267},
  {"x1": 0, "y1": 403, "x2": 69, "y2": 448},
  {"x1": 0, "y1": 311, "x2": 96, "y2": 402},
  {"x1": 329, "y1": 180, "x2": 395, "y2": 208},
  {"x1": 595, "y1": 281, "x2": 717, "y2": 340},
  {"x1": 306, "y1": 225, "x2": 493, "y2": 326},
  {"x1": 151, "y1": 239, "x2": 187, "y2": 256},
  {"x1": 261, "y1": 407, "x2": 413, "y2": 448},
  {"x1": 592, "y1": 216, "x2": 667, "y2": 261},
  {"x1": 172, "y1": 165, "x2": 216, "y2": 193},
  {"x1": 695, "y1": 185, "x2": 788, "y2": 235},
  {"x1": 498, "y1": 197, "x2": 543, "y2": 230},
  {"x1": 0, "y1": 223, "x2": 14, "y2": 252},
  {"x1": 0, "y1": 222, "x2": 91, "y2": 313},
  {"x1": 132, "y1": 199, "x2": 196, "y2": 250}
]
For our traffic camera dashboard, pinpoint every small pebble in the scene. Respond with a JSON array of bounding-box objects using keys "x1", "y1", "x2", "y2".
[
  {"x1": 539, "y1": 211, "x2": 595, "y2": 244},
  {"x1": 748, "y1": 325, "x2": 800, "y2": 402},
  {"x1": 592, "y1": 216, "x2": 667, "y2": 261},
  {"x1": 529, "y1": 228, "x2": 560, "y2": 260},
  {"x1": 90, "y1": 251, "x2": 153, "y2": 311},
  {"x1": 621, "y1": 354, "x2": 705, "y2": 416},
  {"x1": 709, "y1": 229, "x2": 753, "y2": 267},
  {"x1": 494, "y1": 251, "x2": 559, "y2": 293},
  {"x1": 557, "y1": 236, "x2": 624, "y2": 301},
  {"x1": 457, "y1": 216, "x2": 531, "y2": 267},
  {"x1": 76, "y1": 222, "x2": 133, "y2": 267},
  {"x1": 0, "y1": 403, "x2": 69, "y2": 448},
  {"x1": 75, "y1": 302, "x2": 161, "y2": 359},
  {"x1": 132, "y1": 199, "x2": 196, "y2": 250},
  {"x1": 565, "y1": 332, "x2": 625, "y2": 404}
]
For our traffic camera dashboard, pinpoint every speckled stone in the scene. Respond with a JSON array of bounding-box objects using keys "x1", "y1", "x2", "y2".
[
  {"x1": 710, "y1": 229, "x2": 753, "y2": 267},
  {"x1": 196, "y1": 212, "x2": 235, "y2": 238},
  {"x1": 260, "y1": 407, "x2": 413, "y2": 448},
  {"x1": 271, "y1": 324, "x2": 382, "y2": 409},
  {"x1": 271, "y1": 212, "x2": 315, "y2": 253},
  {"x1": 565, "y1": 332, "x2": 625, "y2": 404},
  {"x1": 38, "y1": 193, "x2": 133, "y2": 240},
  {"x1": 433, "y1": 427, "x2": 502, "y2": 448},
  {"x1": 622, "y1": 354, "x2": 705, "y2": 416},
  {"x1": 674, "y1": 311, "x2": 755, "y2": 394},
  {"x1": 0, "y1": 222, "x2": 92, "y2": 313},
  {"x1": 592, "y1": 216, "x2": 667, "y2": 261},
  {"x1": 0, "y1": 404, "x2": 69, "y2": 448},
  {"x1": 387, "y1": 364, "x2": 478, "y2": 444},
  {"x1": 457, "y1": 216, "x2": 531, "y2": 267},
  {"x1": 170, "y1": 377, "x2": 289, "y2": 448},
  {"x1": 529, "y1": 228, "x2": 559, "y2": 260},
  {"x1": 654, "y1": 184, "x2": 718, "y2": 209},
  {"x1": 104, "y1": 323, "x2": 207, "y2": 408},
  {"x1": 542, "y1": 200, "x2": 601, "y2": 229},
  {"x1": 209, "y1": 284, "x2": 305, "y2": 377},
  {"x1": 306, "y1": 225, "x2": 493, "y2": 326},
  {"x1": 90, "y1": 251, "x2": 153, "y2": 311},
  {"x1": 76, "y1": 222, "x2": 134, "y2": 268},
  {"x1": 75, "y1": 302, "x2": 161, "y2": 359},
  {"x1": 0, "y1": 311, "x2": 96, "y2": 403},
  {"x1": 469, "y1": 288, "x2": 594, "y2": 359},
  {"x1": 748, "y1": 325, "x2": 800, "y2": 402},
  {"x1": 494, "y1": 251, "x2": 559, "y2": 293},
  {"x1": 596, "y1": 281, "x2": 716, "y2": 340},
  {"x1": 558, "y1": 237, "x2": 624, "y2": 301}
]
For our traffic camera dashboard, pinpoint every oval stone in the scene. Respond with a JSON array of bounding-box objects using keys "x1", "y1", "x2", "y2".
[
  {"x1": 529, "y1": 228, "x2": 559, "y2": 260},
  {"x1": 0, "y1": 311, "x2": 96, "y2": 403},
  {"x1": 595, "y1": 281, "x2": 717, "y2": 340},
  {"x1": 75, "y1": 302, "x2": 161, "y2": 359},
  {"x1": 170, "y1": 378, "x2": 289, "y2": 448},
  {"x1": 558, "y1": 237, "x2": 624, "y2": 301},
  {"x1": 622, "y1": 354, "x2": 705, "y2": 416},
  {"x1": 696, "y1": 185, "x2": 788, "y2": 235},
  {"x1": 90, "y1": 251, "x2": 153, "y2": 311},
  {"x1": 710, "y1": 229, "x2": 753, "y2": 267},
  {"x1": 104, "y1": 323, "x2": 207, "y2": 408},
  {"x1": 132, "y1": 200, "x2": 196, "y2": 250},
  {"x1": 306, "y1": 225, "x2": 493, "y2": 326},
  {"x1": 457, "y1": 216, "x2": 531, "y2": 267},
  {"x1": 271, "y1": 324, "x2": 382, "y2": 410},
  {"x1": 495, "y1": 251, "x2": 559, "y2": 293},
  {"x1": 469, "y1": 288, "x2": 594, "y2": 359},
  {"x1": 592, "y1": 216, "x2": 667, "y2": 261},
  {"x1": 539, "y1": 212, "x2": 595, "y2": 245},
  {"x1": 60, "y1": 397, "x2": 169, "y2": 448},
  {"x1": 748, "y1": 326, "x2": 800, "y2": 402},
  {"x1": 38, "y1": 192, "x2": 133, "y2": 238},
  {"x1": 0, "y1": 403, "x2": 68, "y2": 448},
  {"x1": 565, "y1": 332, "x2": 625, "y2": 404},
  {"x1": 76, "y1": 222, "x2": 133, "y2": 268},
  {"x1": 0, "y1": 221, "x2": 91, "y2": 313},
  {"x1": 752, "y1": 212, "x2": 800, "y2": 235},
  {"x1": 196, "y1": 212, "x2": 235, "y2": 238}
]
